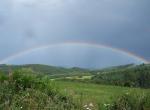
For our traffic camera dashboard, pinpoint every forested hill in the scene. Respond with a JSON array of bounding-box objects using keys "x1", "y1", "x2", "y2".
[
  {"x1": 0, "y1": 64, "x2": 90, "y2": 76},
  {"x1": 0, "y1": 63, "x2": 150, "y2": 88},
  {"x1": 90, "y1": 63, "x2": 136, "y2": 74},
  {"x1": 91, "y1": 64, "x2": 150, "y2": 88},
  {"x1": 0, "y1": 63, "x2": 149, "y2": 75},
  {"x1": 0, "y1": 63, "x2": 137, "y2": 74}
]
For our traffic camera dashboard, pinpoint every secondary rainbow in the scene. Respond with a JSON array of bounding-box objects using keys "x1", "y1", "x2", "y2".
[{"x1": 0, "y1": 41, "x2": 149, "y2": 64}]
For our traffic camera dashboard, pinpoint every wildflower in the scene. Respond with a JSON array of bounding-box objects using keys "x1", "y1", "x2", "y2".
[
  {"x1": 84, "y1": 104, "x2": 88, "y2": 107},
  {"x1": 89, "y1": 103, "x2": 94, "y2": 107},
  {"x1": 86, "y1": 107, "x2": 91, "y2": 110}
]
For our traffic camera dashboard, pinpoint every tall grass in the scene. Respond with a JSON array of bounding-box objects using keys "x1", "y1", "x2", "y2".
[{"x1": 0, "y1": 69, "x2": 77, "y2": 110}]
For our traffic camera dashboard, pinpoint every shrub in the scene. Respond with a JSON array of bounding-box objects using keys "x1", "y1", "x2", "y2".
[
  {"x1": 109, "y1": 93, "x2": 150, "y2": 110},
  {"x1": 0, "y1": 69, "x2": 77, "y2": 110}
]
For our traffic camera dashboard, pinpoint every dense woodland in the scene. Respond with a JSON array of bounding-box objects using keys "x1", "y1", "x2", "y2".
[{"x1": 91, "y1": 64, "x2": 150, "y2": 88}]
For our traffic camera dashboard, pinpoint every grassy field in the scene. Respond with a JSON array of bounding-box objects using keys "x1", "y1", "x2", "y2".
[
  {"x1": 56, "y1": 80, "x2": 150, "y2": 109},
  {"x1": 0, "y1": 65, "x2": 150, "y2": 110},
  {"x1": 64, "y1": 75, "x2": 93, "y2": 80}
]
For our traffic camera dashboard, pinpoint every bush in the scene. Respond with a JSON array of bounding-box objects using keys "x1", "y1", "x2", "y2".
[
  {"x1": 109, "y1": 93, "x2": 150, "y2": 110},
  {"x1": 0, "y1": 69, "x2": 77, "y2": 110},
  {"x1": 0, "y1": 72, "x2": 8, "y2": 83}
]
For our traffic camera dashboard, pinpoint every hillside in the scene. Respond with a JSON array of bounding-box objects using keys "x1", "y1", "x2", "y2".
[
  {"x1": 0, "y1": 64, "x2": 91, "y2": 77},
  {"x1": 90, "y1": 63, "x2": 136, "y2": 74},
  {"x1": 0, "y1": 68, "x2": 150, "y2": 110},
  {"x1": 1, "y1": 63, "x2": 150, "y2": 88},
  {"x1": 91, "y1": 64, "x2": 150, "y2": 88}
]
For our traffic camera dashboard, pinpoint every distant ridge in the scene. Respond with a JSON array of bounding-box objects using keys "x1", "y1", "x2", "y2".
[
  {"x1": 0, "y1": 63, "x2": 149, "y2": 75},
  {"x1": 0, "y1": 64, "x2": 90, "y2": 76}
]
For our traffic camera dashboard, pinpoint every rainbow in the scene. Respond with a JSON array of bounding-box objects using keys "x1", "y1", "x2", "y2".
[{"x1": 0, "y1": 41, "x2": 149, "y2": 64}]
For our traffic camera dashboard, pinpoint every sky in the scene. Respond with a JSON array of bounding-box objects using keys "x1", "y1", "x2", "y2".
[{"x1": 0, "y1": 0, "x2": 150, "y2": 68}]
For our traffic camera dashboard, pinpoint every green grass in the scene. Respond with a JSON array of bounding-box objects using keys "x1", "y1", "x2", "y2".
[
  {"x1": 0, "y1": 70, "x2": 78, "y2": 110},
  {"x1": 0, "y1": 67, "x2": 150, "y2": 110},
  {"x1": 65, "y1": 75, "x2": 93, "y2": 80},
  {"x1": 56, "y1": 81, "x2": 150, "y2": 109}
]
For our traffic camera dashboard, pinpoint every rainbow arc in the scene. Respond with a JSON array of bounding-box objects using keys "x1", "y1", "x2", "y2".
[{"x1": 0, "y1": 41, "x2": 149, "y2": 64}]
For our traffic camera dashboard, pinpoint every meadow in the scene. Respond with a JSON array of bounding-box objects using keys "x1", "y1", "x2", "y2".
[
  {"x1": 56, "y1": 80, "x2": 150, "y2": 110},
  {"x1": 0, "y1": 64, "x2": 150, "y2": 110}
]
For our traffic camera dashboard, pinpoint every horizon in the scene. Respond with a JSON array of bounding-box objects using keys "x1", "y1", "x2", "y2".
[{"x1": 0, "y1": 62, "x2": 145, "y2": 70}]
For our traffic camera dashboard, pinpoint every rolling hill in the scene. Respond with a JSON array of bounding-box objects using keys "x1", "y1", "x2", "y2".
[
  {"x1": 0, "y1": 64, "x2": 91, "y2": 77},
  {"x1": 91, "y1": 64, "x2": 150, "y2": 88}
]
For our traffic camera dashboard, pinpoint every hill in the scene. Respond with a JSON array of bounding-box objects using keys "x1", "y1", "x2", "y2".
[
  {"x1": 0, "y1": 64, "x2": 91, "y2": 78},
  {"x1": 1, "y1": 63, "x2": 150, "y2": 88},
  {"x1": 0, "y1": 68, "x2": 149, "y2": 110},
  {"x1": 91, "y1": 64, "x2": 150, "y2": 88},
  {"x1": 90, "y1": 63, "x2": 136, "y2": 74}
]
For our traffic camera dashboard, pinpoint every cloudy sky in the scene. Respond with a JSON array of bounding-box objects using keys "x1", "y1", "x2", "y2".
[{"x1": 0, "y1": 0, "x2": 149, "y2": 68}]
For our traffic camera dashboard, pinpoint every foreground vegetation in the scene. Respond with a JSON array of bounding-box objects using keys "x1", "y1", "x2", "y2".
[
  {"x1": 56, "y1": 80, "x2": 150, "y2": 110},
  {"x1": 0, "y1": 69, "x2": 77, "y2": 110},
  {"x1": 0, "y1": 67, "x2": 150, "y2": 110}
]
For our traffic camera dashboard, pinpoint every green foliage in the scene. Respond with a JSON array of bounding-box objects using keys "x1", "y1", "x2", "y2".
[
  {"x1": 0, "y1": 64, "x2": 90, "y2": 74},
  {"x1": 0, "y1": 64, "x2": 91, "y2": 79},
  {"x1": 109, "y1": 92, "x2": 150, "y2": 110},
  {"x1": 0, "y1": 64, "x2": 150, "y2": 110},
  {"x1": 0, "y1": 72, "x2": 8, "y2": 83},
  {"x1": 0, "y1": 68, "x2": 77, "y2": 110},
  {"x1": 92, "y1": 64, "x2": 150, "y2": 88}
]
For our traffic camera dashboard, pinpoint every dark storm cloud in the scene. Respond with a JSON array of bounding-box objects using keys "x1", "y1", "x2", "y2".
[{"x1": 0, "y1": 0, "x2": 150, "y2": 64}]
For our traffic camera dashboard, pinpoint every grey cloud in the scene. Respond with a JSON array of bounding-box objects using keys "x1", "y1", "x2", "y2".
[{"x1": 0, "y1": 0, "x2": 149, "y2": 65}]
